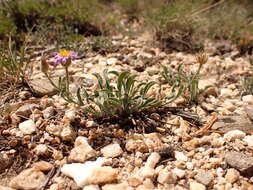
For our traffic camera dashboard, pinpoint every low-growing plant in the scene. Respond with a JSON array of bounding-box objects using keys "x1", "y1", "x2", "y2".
[
  {"x1": 242, "y1": 58, "x2": 253, "y2": 96},
  {"x1": 0, "y1": 35, "x2": 30, "y2": 82},
  {"x1": 79, "y1": 69, "x2": 163, "y2": 118},
  {"x1": 42, "y1": 51, "x2": 183, "y2": 119},
  {"x1": 161, "y1": 52, "x2": 210, "y2": 104},
  {"x1": 42, "y1": 55, "x2": 163, "y2": 118}
]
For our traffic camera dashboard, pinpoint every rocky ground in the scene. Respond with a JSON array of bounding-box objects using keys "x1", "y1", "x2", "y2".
[{"x1": 1, "y1": 34, "x2": 253, "y2": 190}]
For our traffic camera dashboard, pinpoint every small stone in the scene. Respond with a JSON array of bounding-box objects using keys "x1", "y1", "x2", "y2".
[
  {"x1": 143, "y1": 133, "x2": 163, "y2": 151},
  {"x1": 143, "y1": 178, "x2": 154, "y2": 189},
  {"x1": 60, "y1": 125, "x2": 76, "y2": 141},
  {"x1": 34, "y1": 144, "x2": 48, "y2": 156},
  {"x1": 224, "y1": 130, "x2": 246, "y2": 142},
  {"x1": 145, "y1": 152, "x2": 160, "y2": 168},
  {"x1": 225, "y1": 151, "x2": 253, "y2": 176},
  {"x1": 42, "y1": 106, "x2": 55, "y2": 119},
  {"x1": 9, "y1": 168, "x2": 46, "y2": 190},
  {"x1": 225, "y1": 168, "x2": 240, "y2": 183},
  {"x1": 127, "y1": 177, "x2": 142, "y2": 187},
  {"x1": 0, "y1": 185, "x2": 16, "y2": 190},
  {"x1": 69, "y1": 136, "x2": 96, "y2": 162},
  {"x1": 106, "y1": 58, "x2": 118, "y2": 65},
  {"x1": 83, "y1": 185, "x2": 100, "y2": 190},
  {"x1": 243, "y1": 135, "x2": 253, "y2": 147},
  {"x1": 19, "y1": 120, "x2": 36, "y2": 135},
  {"x1": 64, "y1": 109, "x2": 76, "y2": 121},
  {"x1": 220, "y1": 88, "x2": 233, "y2": 98},
  {"x1": 194, "y1": 170, "x2": 214, "y2": 186},
  {"x1": 15, "y1": 104, "x2": 39, "y2": 118},
  {"x1": 101, "y1": 143, "x2": 123, "y2": 158},
  {"x1": 33, "y1": 161, "x2": 53, "y2": 172},
  {"x1": 172, "y1": 168, "x2": 186, "y2": 179},
  {"x1": 242, "y1": 95, "x2": 253, "y2": 105},
  {"x1": 46, "y1": 124, "x2": 62, "y2": 136},
  {"x1": 52, "y1": 150, "x2": 63, "y2": 160},
  {"x1": 157, "y1": 169, "x2": 176, "y2": 184},
  {"x1": 175, "y1": 151, "x2": 188, "y2": 162},
  {"x1": 0, "y1": 153, "x2": 12, "y2": 171},
  {"x1": 211, "y1": 137, "x2": 225, "y2": 147},
  {"x1": 198, "y1": 79, "x2": 217, "y2": 96},
  {"x1": 48, "y1": 184, "x2": 58, "y2": 190},
  {"x1": 125, "y1": 138, "x2": 148, "y2": 153},
  {"x1": 86, "y1": 120, "x2": 98, "y2": 128},
  {"x1": 87, "y1": 167, "x2": 118, "y2": 184},
  {"x1": 140, "y1": 167, "x2": 155, "y2": 178},
  {"x1": 102, "y1": 182, "x2": 132, "y2": 190},
  {"x1": 190, "y1": 182, "x2": 206, "y2": 190}
]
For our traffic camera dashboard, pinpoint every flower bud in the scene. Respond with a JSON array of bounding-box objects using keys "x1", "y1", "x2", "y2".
[
  {"x1": 195, "y1": 52, "x2": 208, "y2": 66},
  {"x1": 63, "y1": 58, "x2": 72, "y2": 68},
  {"x1": 41, "y1": 56, "x2": 49, "y2": 73}
]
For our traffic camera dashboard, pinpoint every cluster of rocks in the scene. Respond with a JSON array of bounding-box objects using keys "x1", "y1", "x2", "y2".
[{"x1": 1, "y1": 35, "x2": 253, "y2": 190}]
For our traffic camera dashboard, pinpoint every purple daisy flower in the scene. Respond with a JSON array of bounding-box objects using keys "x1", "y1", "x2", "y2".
[{"x1": 54, "y1": 50, "x2": 78, "y2": 67}]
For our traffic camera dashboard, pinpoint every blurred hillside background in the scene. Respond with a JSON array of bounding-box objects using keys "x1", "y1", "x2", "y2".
[{"x1": 0, "y1": 0, "x2": 253, "y2": 53}]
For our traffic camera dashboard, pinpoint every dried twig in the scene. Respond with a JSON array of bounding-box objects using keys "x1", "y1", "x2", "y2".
[
  {"x1": 39, "y1": 167, "x2": 56, "y2": 190},
  {"x1": 195, "y1": 113, "x2": 218, "y2": 136}
]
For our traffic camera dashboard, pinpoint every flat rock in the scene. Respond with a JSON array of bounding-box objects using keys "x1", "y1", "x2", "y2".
[
  {"x1": 195, "y1": 170, "x2": 214, "y2": 186},
  {"x1": 29, "y1": 78, "x2": 58, "y2": 97},
  {"x1": 211, "y1": 115, "x2": 253, "y2": 133},
  {"x1": 225, "y1": 151, "x2": 253, "y2": 176},
  {"x1": 9, "y1": 168, "x2": 46, "y2": 190}
]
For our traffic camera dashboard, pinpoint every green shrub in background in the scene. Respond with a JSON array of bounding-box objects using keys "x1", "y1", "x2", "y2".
[{"x1": 0, "y1": 35, "x2": 30, "y2": 82}]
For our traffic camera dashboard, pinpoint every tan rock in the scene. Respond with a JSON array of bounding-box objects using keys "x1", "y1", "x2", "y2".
[
  {"x1": 87, "y1": 167, "x2": 118, "y2": 184},
  {"x1": 125, "y1": 137, "x2": 148, "y2": 153},
  {"x1": 102, "y1": 182, "x2": 133, "y2": 190},
  {"x1": 225, "y1": 168, "x2": 240, "y2": 183},
  {"x1": 9, "y1": 168, "x2": 46, "y2": 190},
  {"x1": 127, "y1": 177, "x2": 142, "y2": 187},
  {"x1": 33, "y1": 144, "x2": 48, "y2": 156},
  {"x1": 69, "y1": 136, "x2": 96, "y2": 162},
  {"x1": 46, "y1": 124, "x2": 62, "y2": 137},
  {"x1": 60, "y1": 125, "x2": 76, "y2": 141},
  {"x1": 198, "y1": 79, "x2": 217, "y2": 96},
  {"x1": 189, "y1": 182, "x2": 206, "y2": 190},
  {"x1": 157, "y1": 169, "x2": 176, "y2": 184},
  {"x1": 0, "y1": 185, "x2": 16, "y2": 190},
  {"x1": 33, "y1": 161, "x2": 53, "y2": 172},
  {"x1": 83, "y1": 185, "x2": 100, "y2": 190},
  {"x1": 101, "y1": 143, "x2": 123, "y2": 158}
]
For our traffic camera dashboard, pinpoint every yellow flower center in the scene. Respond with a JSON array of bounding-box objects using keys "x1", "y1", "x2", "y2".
[{"x1": 59, "y1": 50, "x2": 71, "y2": 57}]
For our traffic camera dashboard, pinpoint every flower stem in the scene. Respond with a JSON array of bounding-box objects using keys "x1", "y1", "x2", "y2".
[{"x1": 65, "y1": 66, "x2": 70, "y2": 95}]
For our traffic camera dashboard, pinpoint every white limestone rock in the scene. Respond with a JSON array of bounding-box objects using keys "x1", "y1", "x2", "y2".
[
  {"x1": 19, "y1": 120, "x2": 36, "y2": 135},
  {"x1": 61, "y1": 157, "x2": 106, "y2": 187}
]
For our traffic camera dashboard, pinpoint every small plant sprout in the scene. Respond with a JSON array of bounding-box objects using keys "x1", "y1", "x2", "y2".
[{"x1": 161, "y1": 52, "x2": 210, "y2": 104}]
